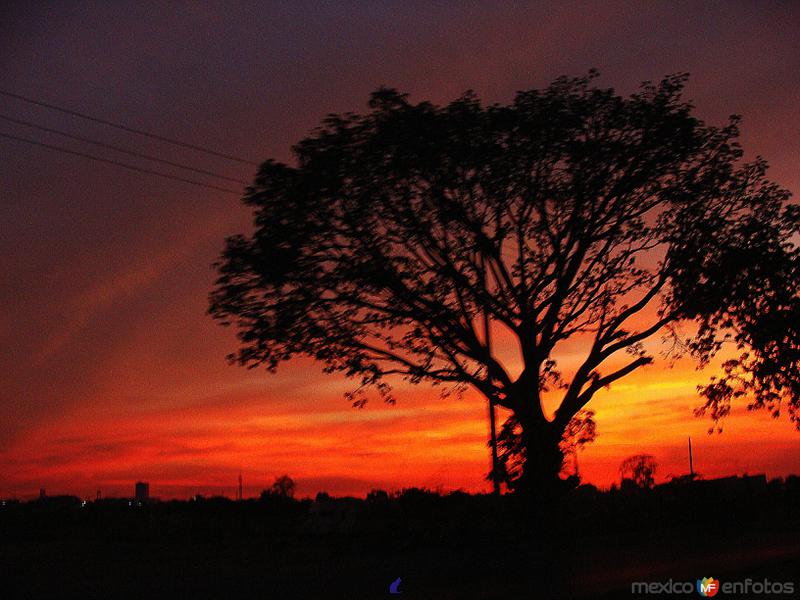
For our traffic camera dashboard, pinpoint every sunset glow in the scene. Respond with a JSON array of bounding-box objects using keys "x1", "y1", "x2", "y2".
[{"x1": 2, "y1": 2, "x2": 799, "y2": 501}]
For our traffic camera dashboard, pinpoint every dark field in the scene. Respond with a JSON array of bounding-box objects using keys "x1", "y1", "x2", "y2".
[{"x1": 2, "y1": 478, "x2": 798, "y2": 599}]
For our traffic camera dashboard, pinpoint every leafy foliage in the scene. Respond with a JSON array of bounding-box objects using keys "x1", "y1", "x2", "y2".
[
  {"x1": 261, "y1": 475, "x2": 296, "y2": 500},
  {"x1": 619, "y1": 454, "x2": 658, "y2": 489},
  {"x1": 694, "y1": 225, "x2": 800, "y2": 430}
]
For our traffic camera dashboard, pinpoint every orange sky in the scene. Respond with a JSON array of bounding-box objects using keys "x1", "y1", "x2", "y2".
[
  {"x1": 1, "y1": 2, "x2": 799, "y2": 500},
  {"x1": 3, "y1": 352, "x2": 799, "y2": 500}
]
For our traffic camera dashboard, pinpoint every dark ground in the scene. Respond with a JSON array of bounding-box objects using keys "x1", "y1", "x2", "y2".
[{"x1": 2, "y1": 477, "x2": 798, "y2": 599}]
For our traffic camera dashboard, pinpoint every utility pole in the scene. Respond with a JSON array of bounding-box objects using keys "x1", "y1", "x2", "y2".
[
  {"x1": 688, "y1": 437, "x2": 694, "y2": 479},
  {"x1": 481, "y1": 254, "x2": 501, "y2": 497}
]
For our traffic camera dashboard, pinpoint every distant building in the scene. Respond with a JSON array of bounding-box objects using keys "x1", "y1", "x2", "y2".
[{"x1": 135, "y1": 481, "x2": 150, "y2": 504}]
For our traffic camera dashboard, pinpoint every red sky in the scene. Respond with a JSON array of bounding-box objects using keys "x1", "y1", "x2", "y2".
[{"x1": 1, "y1": 2, "x2": 799, "y2": 500}]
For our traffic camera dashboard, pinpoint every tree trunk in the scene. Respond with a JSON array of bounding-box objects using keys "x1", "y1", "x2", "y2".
[
  {"x1": 504, "y1": 376, "x2": 572, "y2": 519},
  {"x1": 516, "y1": 417, "x2": 568, "y2": 518}
]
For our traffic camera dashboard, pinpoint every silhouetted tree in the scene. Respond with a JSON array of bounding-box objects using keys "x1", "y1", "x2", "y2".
[
  {"x1": 261, "y1": 475, "x2": 296, "y2": 500},
  {"x1": 210, "y1": 72, "x2": 799, "y2": 504},
  {"x1": 619, "y1": 454, "x2": 657, "y2": 489}
]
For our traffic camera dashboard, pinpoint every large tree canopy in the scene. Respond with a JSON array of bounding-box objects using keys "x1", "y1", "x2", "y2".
[{"x1": 210, "y1": 73, "x2": 799, "y2": 493}]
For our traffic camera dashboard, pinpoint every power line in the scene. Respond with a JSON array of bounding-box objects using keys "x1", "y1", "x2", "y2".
[
  {"x1": 0, "y1": 89, "x2": 260, "y2": 166},
  {"x1": 0, "y1": 113, "x2": 249, "y2": 185},
  {"x1": 0, "y1": 131, "x2": 242, "y2": 195}
]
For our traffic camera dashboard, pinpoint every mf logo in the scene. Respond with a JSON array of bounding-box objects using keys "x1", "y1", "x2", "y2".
[
  {"x1": 697, "y1": 577, "x2": 719, "y2": 597},
  {"x1": 389, "y1": 577, "x2": 402, "y2": 594}
]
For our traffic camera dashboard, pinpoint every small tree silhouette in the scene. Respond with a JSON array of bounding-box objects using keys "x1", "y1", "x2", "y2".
[
  {"x1": 619, "y1": 455, "x2": 657, "y2": 489},
  {"x1": 261, "y1": 474, "x2": 296, "y2": 500}
]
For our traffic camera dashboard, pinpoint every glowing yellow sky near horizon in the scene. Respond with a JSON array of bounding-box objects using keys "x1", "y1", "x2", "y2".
[{"x1": 2, "y1": 342, "x2": 798, "y2": 500}]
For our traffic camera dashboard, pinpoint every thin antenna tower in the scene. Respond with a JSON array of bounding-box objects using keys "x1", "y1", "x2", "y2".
[{"x1": 688, "y1": 436, "x2": 694, "y2": 478}]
